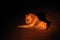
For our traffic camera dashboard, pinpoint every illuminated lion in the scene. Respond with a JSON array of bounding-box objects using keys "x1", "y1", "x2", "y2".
[{"x1": 18, "y1": 13, "x2": 48, "y2": 30}]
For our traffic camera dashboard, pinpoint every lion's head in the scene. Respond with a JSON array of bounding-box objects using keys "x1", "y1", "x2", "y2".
[{"x1": 25, "y1": 13, "x2": 39, "y2": 25}]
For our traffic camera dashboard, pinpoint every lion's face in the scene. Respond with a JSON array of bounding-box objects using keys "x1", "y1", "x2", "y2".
[
  {"x1": 25, "y1": 13, "x2": 39, "y2": 25},
  {"x1": 25, "y1": 14, "x2": 32, "y2": 24}
]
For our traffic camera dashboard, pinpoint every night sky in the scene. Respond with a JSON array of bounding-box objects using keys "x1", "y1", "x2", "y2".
[{"x1": 3, "y1": 0, "x2": 60, "y2": 40}]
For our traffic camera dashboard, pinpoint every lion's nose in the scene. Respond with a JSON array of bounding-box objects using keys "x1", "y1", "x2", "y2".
[{"x1": 26, "y1": 19, "x2": 29, "y2": 21}]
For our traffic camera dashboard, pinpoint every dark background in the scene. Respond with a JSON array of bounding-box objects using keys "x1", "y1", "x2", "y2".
[{"x1": 3, "y1": 0, "x2": 60, "y2": 40}]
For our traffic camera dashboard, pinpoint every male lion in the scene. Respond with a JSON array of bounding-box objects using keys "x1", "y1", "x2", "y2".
[{"x1": 18, "y1": 13, "x2": 48, "y2": 30}]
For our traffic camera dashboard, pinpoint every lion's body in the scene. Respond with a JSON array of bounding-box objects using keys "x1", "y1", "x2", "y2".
[{"x1": 18, "y1": 13, "x2": 47, "y2": 30}]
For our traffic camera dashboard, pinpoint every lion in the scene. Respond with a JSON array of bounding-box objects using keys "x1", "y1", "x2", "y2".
[{"x1": 18, "y1": 13, "x2": 47, "y2": 30}]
